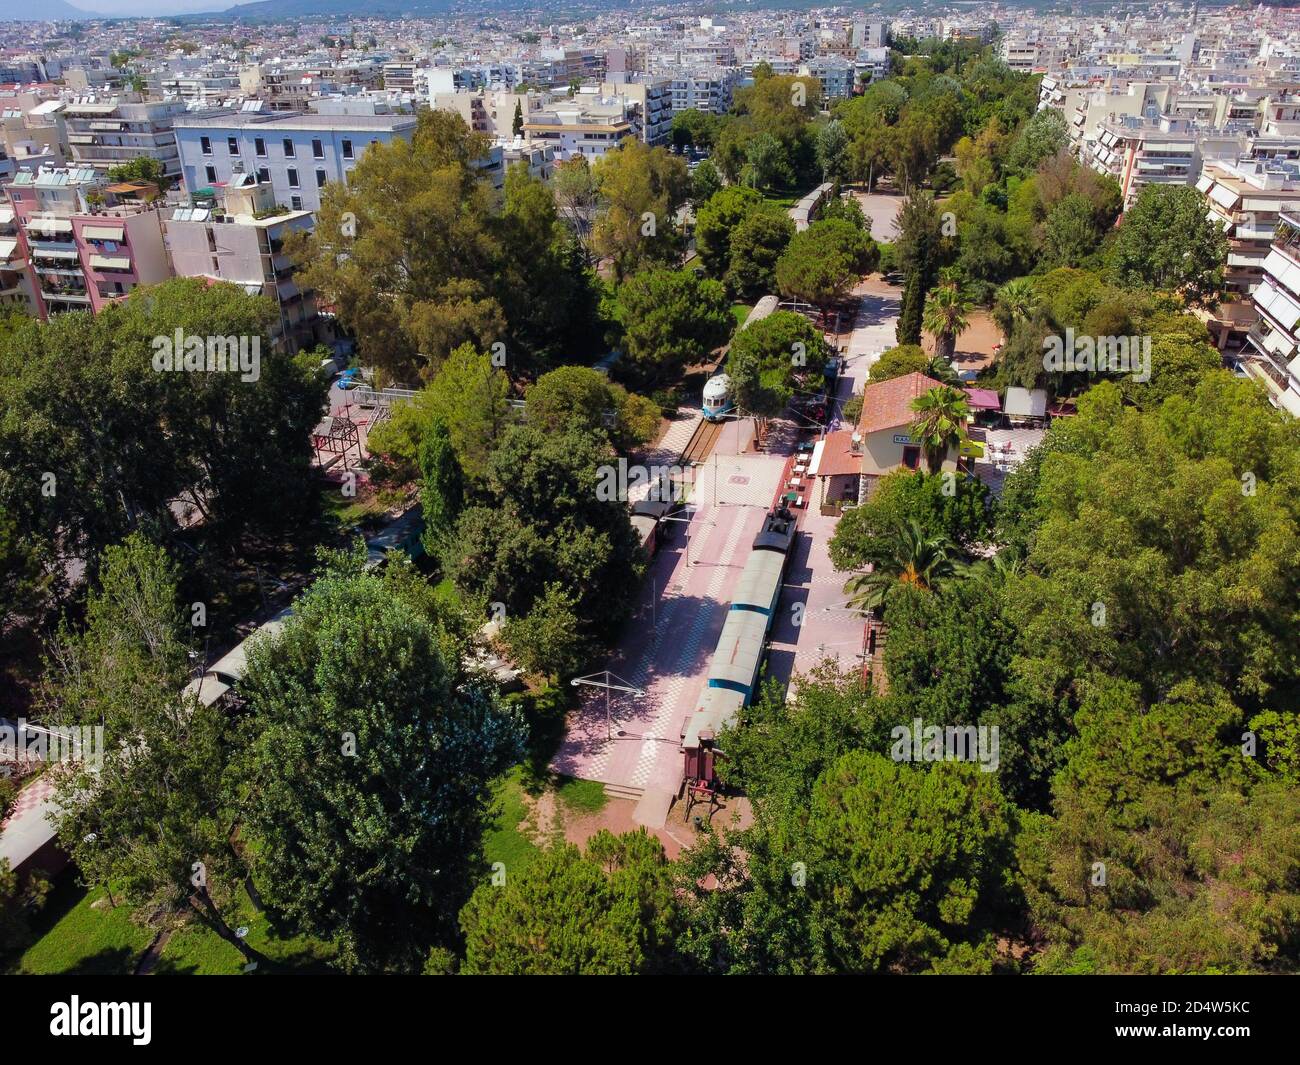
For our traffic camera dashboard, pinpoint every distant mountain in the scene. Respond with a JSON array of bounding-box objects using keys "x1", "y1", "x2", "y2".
[{"x1": 0, "y1": 0, "x2": 88, "y2": 18}]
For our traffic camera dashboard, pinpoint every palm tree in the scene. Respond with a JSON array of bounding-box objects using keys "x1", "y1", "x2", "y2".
[
  {"x1": 909, "y1": 384, "x2": 970, "y2": 474},
  {"x1": 845, "y1": 519, "x2": 966, "y2": 615},
  {"x1": 924, "y1": 355, "x2": 961, "y2": 386},
  {"x1": 965, "y1": 549, "x2": 1024, "y2": 584},
  {"x1": 921, "y1": 281, "x2": 971, "y2": 363},
  {"x1": 993, "y1": 278, "x2": 1036, "y2": 341}
]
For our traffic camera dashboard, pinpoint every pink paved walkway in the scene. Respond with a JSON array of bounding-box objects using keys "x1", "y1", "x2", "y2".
[{"x1": 552, "y1": 450, "x2": 786, "y2": 796}]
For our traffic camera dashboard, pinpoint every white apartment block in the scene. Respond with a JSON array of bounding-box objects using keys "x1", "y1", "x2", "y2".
[
  {"x1": 523, "y1": 95, "x2": 638, "y2": 161},
  {"x1": 62, "y1": 96, "x2": 189, "y2": 182},
  {"x1": 667, "y1": 69, "x2": 737, "y2": 115},
  {"x1": 173, "y1": 111, "x2": 417, "y2": 213},
  {"x1": 600, "y1": 79, "x2": 672, "y2": 146},
  {"x1": 1245, "y1": 212, "x2": 1300, "y2": 417}
]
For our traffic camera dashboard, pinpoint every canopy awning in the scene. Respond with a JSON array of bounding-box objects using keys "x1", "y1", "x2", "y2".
[
  {"x1": 964, "y1": 387, "x2": 1001, "y2": 410},
  {"x1": 88, "y1": 255, "x2": 132, "y2": 272},
  {"x1": 26, "y1": 217, "x2": 73, "y2": 235},
  {"x1": 82, "y1": 225, "x2": 125, "y2": 242}
]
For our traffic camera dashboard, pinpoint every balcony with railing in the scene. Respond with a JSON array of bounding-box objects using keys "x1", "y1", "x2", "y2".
[{"x1": 1274, "y1": 216, "x2": 1300, "y2": 270}]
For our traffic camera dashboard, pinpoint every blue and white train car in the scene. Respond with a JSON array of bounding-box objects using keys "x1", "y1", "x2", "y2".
[
  {"x1": 702, "y1": 295, "x2": 782, "y2": 420},
  {"x1": 702, "y1": 372, "x2": 734, "y2": 422},
  {"x1": 681, "y1": 505, "x2": 798, "y2": 784}
]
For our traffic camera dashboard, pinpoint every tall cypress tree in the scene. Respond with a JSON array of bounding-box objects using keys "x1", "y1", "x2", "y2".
[{"x1": 897, "y1": 271, "x2": 925, "y2": 346}]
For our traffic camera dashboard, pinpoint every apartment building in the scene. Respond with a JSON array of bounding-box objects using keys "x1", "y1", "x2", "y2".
[
  {"x1": 173, "y1": 111, "x2": 417, "y2": 212},
  {"x1": 523, "y1": 96, "x2": 637, "y2": 160},
  {"x1": 1200, "y1": 157, "x2": 1300, "y2": 295},
  {"x1": 382, "y1": 63, "x2": 419, "y2": 93},
  {"x1": 432, "y1": 88, "x2": 543, "y2": 138},
  {"x1": 601, "y1": 79, "x2": 671, "y2": 146},
  {"x1": 150, "y1": 70, "x2": 242, "y2": 105},
  {"x1": 1244, "y1": 211, "x2": 1300, "y2": 416},
  {"x1": 1086, "y1": 115, "x2": 1201, "y2": 210},
  {"x1": 0, "y1": 200, "x2": 36, "y2": 314},
  {"x1": 63, "y1": 96, "x2": 189, "y2": 182},
  {"x1": 1191, "y1": 157, "x2": 1300, "y2": 350},
  {"x1": 801, "y1": 56, "x2": 855, "y2": 100},
  {"x1": 420, "y1": 63, "x2": 519, "y2": 97},
  {"x1": 239, "y1": 61, "x2": 383, "y2": 111},
  {"x1": 501, "y1": 141, "x2": 555, "y2": 181},
  {"x1": 850, "y1": 19, "x2": 886, "y2": 50},
  {"x1": 3, "y1": 165, "x2": 169, "y2": 318},
  {"x1": 857, "y1": 47, "x2": 891, "y2": 84},
  {"x1": 667, "y1": 69, "x2": 737, "y2": 115},
  {"x1": 165, "y1": 172, "x2": 325, "y2": 353}
]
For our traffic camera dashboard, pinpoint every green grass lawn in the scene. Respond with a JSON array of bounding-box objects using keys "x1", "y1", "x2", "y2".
[
  {"x1": 6, "y1": 873, "x2": 152, "y2": 975},
  {"x1": 482, "y1": 767, "x2": 541, "y2": 876},
  {"x1": 153, "y1": 892, "x2": 338, "y2": 976},
  {"x1": 556, "y1": 775, "x2": 608, "y2": 815},
  {"x1": 731, "y1": 302, "x2": 755, "y2": 330},
  {"x1": 320, "y1": 484, "x2": 394, "y2": 529},
  {"x1": 7, "y1": 867, "x2": 338, "y2": 976}
]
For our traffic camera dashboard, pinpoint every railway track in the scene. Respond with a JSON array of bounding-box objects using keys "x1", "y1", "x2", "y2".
[{"x1": 680, "y1": 416, "x2": 723, "y2": 465}]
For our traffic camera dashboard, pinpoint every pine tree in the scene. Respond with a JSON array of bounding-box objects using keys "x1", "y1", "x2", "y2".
[{"x1": 513, "y1": 99, "x2": 524, "y2": 137}]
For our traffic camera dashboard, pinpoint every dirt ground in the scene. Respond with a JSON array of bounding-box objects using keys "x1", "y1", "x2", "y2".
[
  {"x1": 849, "y1": 188, "x2": 905, "y2": 240},
  {"x1": 522, "y1": 789, "x2": 753, "y2": 860},
  {"x1": 924, "y1": 308, "x2": 1002, "y2": 371}
]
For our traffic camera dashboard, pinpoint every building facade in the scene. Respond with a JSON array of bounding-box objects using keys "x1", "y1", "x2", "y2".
[
  {"x1": 165, "y1": 172, "x2": 325, "y2": 353},
  {"x1": 4, "y1": 165, "x2": 169, "y2": 318},
  {"x1": 173, "y1": 111, "x2": 417, "y2": 212}
]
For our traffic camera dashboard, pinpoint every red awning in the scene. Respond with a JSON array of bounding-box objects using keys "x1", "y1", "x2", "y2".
[{"x1": 964, "y1": 387, "x2": 1001, "y2": 411}]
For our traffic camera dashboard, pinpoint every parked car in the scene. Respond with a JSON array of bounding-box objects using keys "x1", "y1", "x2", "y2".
[{"x1": 338, "y1": 368, "x2": 363, "y2": 390}]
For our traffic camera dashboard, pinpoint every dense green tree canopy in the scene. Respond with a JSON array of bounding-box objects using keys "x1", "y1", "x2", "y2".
[
  {"x1": 460, "y1": 830, "x2": 678, "y2": 974},
  {"x1": 239, "y1": 563, "x2": 525, "y2": 971},
  {"x1": 610, "y1": 268, "x2": 732, "y2": 388}
]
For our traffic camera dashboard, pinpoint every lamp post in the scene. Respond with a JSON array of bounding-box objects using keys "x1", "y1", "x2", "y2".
[
  {"x1": 658, "y1": 507, "x2": 715, "y2": 567},
  {"x1": 571, "y1": 671, "x2": 645, "y2": 741}
]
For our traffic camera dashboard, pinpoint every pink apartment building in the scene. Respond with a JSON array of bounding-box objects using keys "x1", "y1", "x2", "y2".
[{"x1": 4, "y1": 164, "x2": 169, "y2": 318}]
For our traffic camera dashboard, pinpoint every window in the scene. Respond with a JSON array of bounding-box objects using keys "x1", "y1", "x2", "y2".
[
  {"x1": 311, "y1": 138, "x2": 323, "y2": 158},
  {"x1": 283, "y1": 138, "x2": 295, "y2": 158},
  {"x1": 255, "y1": 137, "x2": 266, "y2": 157},
  {"x1": 902, "y1": 445, "x2": 921, "y2": 471},
  {"x1": 257, "y1": 167, "x2": 270, "y2": 184},
  {"x1": 287, "y1": 168, "x2": 299, "y2": 188},
  {"x1": 341, "y1": 139, "x2": 353, "y2": 159},
  {"x1": 315, "y1": 169, "x2": 327, "y2": 188},
  {"x1": 204, "y1": 165, "x2": 217, "y2": 184},
  {"x1": 290, "y1": 195, "x2": 302, "y2": 211},
  {"x1": 200, "y1": 136, "x2": 212, "y2": 155},
  {"x1": 227, "y1": 136, "x2": 238, "y2": 155}
]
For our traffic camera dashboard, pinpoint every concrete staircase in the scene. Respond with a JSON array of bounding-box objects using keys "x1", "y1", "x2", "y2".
[{"x1": 603, "y1": 782, "x2": 644, "y2": 802}]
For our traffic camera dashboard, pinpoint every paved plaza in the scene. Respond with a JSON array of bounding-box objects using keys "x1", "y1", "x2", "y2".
[{"x1": 552, "y1": 276, "x2": 902, "y2": 818}]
